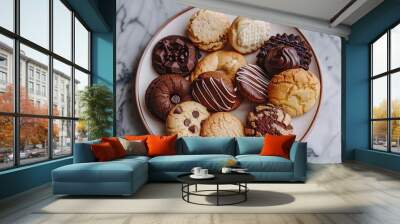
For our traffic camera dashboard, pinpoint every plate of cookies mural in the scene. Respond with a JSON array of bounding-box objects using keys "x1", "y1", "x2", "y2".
[{"x1": 135, "y1": 8, "x2": 322, "y2": 140}]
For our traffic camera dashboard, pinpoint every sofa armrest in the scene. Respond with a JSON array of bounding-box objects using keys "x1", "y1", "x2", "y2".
[
  {"x1": 73, "y1": 140, "x2": 100, "y2": 163},
  {"x1": 289, "y1": 142, "x2": 307, "y2": 181}
]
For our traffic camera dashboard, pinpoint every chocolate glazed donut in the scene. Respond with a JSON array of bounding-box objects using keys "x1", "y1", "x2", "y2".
[
  {"x1": 152, "y1": 35, "x2": 200, "y2": 76},
  {"x1": 192, "y1": 71, "x2": 240, "y2": 112},
  {"x1": 145, "y1": 74, "x2": 192, "y2": 121}
]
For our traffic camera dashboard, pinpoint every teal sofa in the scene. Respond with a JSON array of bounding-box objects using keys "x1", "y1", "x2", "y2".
[{"x1": 52, "y1": 137, "x2": 307, "y2": 196}]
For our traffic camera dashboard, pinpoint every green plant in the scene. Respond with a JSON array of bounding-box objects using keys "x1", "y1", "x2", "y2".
[{"x1": 79, "y1": 84, "x2": 113, "y2": 140}]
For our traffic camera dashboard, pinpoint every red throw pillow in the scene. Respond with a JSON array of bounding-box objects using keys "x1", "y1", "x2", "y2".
[
  {"x1": 91, "y1": 142, "x2": 118, "y2": 161},
  {"x1": 101, "y1": 137, "x2": 126, "y2": 158},
  {"x1": 124, "y1": 135, "x2": 149, "y2": 141},
  {"x1": 146, "y1": 135, "x2": 177, "y2": 157},
  {"x1": 260, "y1": 135, "x2": 296, "y2": 159}
]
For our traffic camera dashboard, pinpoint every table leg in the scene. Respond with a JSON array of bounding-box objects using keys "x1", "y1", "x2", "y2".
[
  {"x1": 216, "y1": 184, "x2": 219, "y2": 206},
  {"x1": 195, "y1": 184, "x2": 198, "y2": 192},
  {"x1": 245, "y1": 183, "x2": 247, "y2": 201}
]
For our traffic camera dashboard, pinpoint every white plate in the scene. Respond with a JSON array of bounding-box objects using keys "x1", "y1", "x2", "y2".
[
  {"x1": 135, "y1": 7, "x2": 322, "y2": 141},
  {"x1": 190, "y1": 174, "x2": 215, "y2": 179}
]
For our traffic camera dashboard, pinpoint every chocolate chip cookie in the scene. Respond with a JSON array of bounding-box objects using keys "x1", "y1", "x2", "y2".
[
  {"x1": 152, "y1": 35, "x2": 200, "y2": 76},
  {"x1": 166, "y1": 101, "x2": 209, "y2": 137}
]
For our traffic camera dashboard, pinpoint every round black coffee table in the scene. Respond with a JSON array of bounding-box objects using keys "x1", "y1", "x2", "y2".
[{"x1": 177, "y1": 173, "x2": 255, "y2": 206}]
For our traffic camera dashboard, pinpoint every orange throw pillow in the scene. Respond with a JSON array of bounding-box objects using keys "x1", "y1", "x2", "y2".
[
  {"x1": 91, "y1": 142, "x2": 117, "y2": 161},
  {"x1": 146, "y1": 135, "x2": 177, "y2": 157},
  {"x1": 260, "y1": 135, "x2": 296, "y2": 159},
  {"x1": 101, "y1": 137, "x2": 126, "y2": 158},
  {"x1": 124, "y1": 135, "x2": 149, "y2": 141}
]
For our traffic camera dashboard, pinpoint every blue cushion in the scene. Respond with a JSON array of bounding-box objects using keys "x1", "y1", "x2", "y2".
[
  {"x1": 178, "y1": 137, "x2": 236, "y2": 155},
  {"x1": 149, "y1": 154, "x2": 235, "y2": 172},
  {"x1": 236, "y1": 137, "x2": 264, "y2": 155},
  {"x1": 236, "y1": 155, "x2": 293, "y2": 172},
  {"x1": 53, "y1": 159, "x2": 147, "y2": 183},
  {"x1": 73, "y1": 140, "x2": 100, "y2": 163}
]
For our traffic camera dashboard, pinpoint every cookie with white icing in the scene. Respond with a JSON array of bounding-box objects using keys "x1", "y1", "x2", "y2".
[
  {"x1": 229, "y1": 17, "x2": 270, "y2": 54},
  {"x1": 192, "y1": 71, "x2": 240, "y2": 112},
  {"x1": 235, "y1": 64, "x2": 272, "y2": 103}
]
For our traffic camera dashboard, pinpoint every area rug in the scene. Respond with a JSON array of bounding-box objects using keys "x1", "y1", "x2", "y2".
[{"x1": 38, "y1": 183, "x2": 362, "y2": 214}]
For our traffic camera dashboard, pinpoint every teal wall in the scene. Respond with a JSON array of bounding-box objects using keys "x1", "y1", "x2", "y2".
[
  {"x1": 0, "y1": 0, "x2": 115, "y2": 200},
  {"x1": 344, "y1": 0, "x2": 400, "y2": 171}
]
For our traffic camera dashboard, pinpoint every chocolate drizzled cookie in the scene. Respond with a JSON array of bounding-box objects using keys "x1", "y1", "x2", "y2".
[
  {"x1": 256, "y1": 33, "x2": 312, "y2": 72},
  {"x1": 244, "y1": 104, "x2": 293, "y2": 136},
  {"x1": 192, "y1": 71, "x2": 241, "y2": 112},
  {"x1": 152, "y1": 35, "x2": 200, "y2": 76}
]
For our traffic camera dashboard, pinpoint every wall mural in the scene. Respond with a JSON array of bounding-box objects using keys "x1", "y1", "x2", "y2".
[{"x1": 116, "y1": 0, "x2": 342, "y2": 163}]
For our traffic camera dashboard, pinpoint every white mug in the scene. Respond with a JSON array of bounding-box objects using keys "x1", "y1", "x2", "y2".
[
  {"x1": 200, "y1": 169, "x2": 208, "y2": 176},
  {"x1": 221, "y1": 167, "x2": 232, "y2": 174},
  {"x1": 191, "y1": 167, "x2": 202, "y2": 176}
]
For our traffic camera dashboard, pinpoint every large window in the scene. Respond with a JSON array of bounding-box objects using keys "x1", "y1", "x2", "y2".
[
  {"x1": 0, "y1": 0, "x2": 91, "y2": 170},
  {"x1": 370, "y1": 23, "x2": 400, "y2": 153}
]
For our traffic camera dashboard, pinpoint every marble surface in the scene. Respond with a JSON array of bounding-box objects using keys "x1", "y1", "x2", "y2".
[{"x1": 116, "y1": 0, "x2": 342, "y2": 163}]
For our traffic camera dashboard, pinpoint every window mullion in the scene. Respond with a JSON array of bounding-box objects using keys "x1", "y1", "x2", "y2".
[
  {"x1": 13, "y1": 0, "x2": 20, "y2": 167},
  {"x1": 71, "y1": 10, "x2": 76, "y2": 155},
  {"x1": 387, "y1": 30, "x2": 391, "y2": 152},
  {"x1": 48, "y1": 0, "x2": 54, "y2": 160}
]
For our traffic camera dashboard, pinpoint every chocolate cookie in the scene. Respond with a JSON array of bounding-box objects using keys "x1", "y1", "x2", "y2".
[
  {"x1": 192, "y1": 71, "x2": 240, "y2": 112},
  {"x1": 256, "y1": 33, "x2": 312, "y2": 73},
  {"x1": 145, "y1": 74, "x2": 192, "y2": 121},
  {"x1": 152, "y1": 35, "x2": 200, "y2": 76},
  {"x1": 166, "y1": 101, "x2": 209, "y2": 137},
  {"x1": 263, "y1": 45, "x2": 301, "y2": 75},
  {"x1": 235, "y1": 64, "x2": 271, "y2": 103},
  {"x1": 244, "y1": 104, "x2": 293, "y2": 136}
]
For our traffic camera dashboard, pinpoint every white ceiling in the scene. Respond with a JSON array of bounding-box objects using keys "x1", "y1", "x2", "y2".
[
  {"x1": 226, "y1": 0, "x2": 353, "y2": 22},
  {"x1": 176, "y1": 0, "x2": 384, "y2": 38}
]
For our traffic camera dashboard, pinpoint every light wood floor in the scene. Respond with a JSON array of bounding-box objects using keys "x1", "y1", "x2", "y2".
[{"x1": 1, "y1": 162, "x2": 400, "y2": 224}]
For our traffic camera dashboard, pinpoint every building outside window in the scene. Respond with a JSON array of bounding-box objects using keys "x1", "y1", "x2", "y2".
[
  {"x1": 0, "y1": 0, "x2": 91, "y2": 170},
  {"x1": 371, "y1": 23, "x2": 400, "y2": 154}
]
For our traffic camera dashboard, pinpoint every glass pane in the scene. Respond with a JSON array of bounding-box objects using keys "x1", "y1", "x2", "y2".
[
  {"x1": 0, "y1": 116, "x2": 13, "y2": 170},
  {"x1": 74, "y1": 69, "x2": 89, "y2": 118},
  {"x1": 391, "y1": 120, "x2": 400, "y2": 153},
  {"x1": 20, "y1": 44, "x2": 49, "y2": 115},
  {"x1": 20, "y1": 0, "x2": 49, "y2": 49},
  {"x1": 20, "y1": 117, "x2": 49, "y2": 165},
  {"x1": 74, "y1": 18, "x2": 89, "y2": 70},
  {"x1": 0, "y1": 34, "x2": 14, "y2": 112},
  {"x1": 75, "y1": 120, "x2": 88, "y2": 143},
  {"x1": 372, "y1": 76, "x2": 387, "y2": 119},
  {"x1": 372, "y1": 33, "x2": 387, "y2": 76},
  {"x1": 53, "y1": 119, "x2": 72, "y2": 157},
  {"x1": 372, "y1": 121, "x2": 388, "y2": 151},
  {"x1": 391, "y1": 72, "x2": 400, "y2": 118},
  {"x1": 391, "y1": 24, "x2": 400, "y2": 70},
  {"x1": 0, "y1": 0, "x2": 14, "y2": 31},
  {"x1": 53, "y1": 59, "x2": 72, "y2": 117},
  {"x1": 53, "y1": 0, "x2": 72, "y2": 60}
]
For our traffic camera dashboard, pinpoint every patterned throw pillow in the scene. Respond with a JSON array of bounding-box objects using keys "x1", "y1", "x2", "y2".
[{"x1": 118, "y1": 137, "x2": 147, "y2": 156}]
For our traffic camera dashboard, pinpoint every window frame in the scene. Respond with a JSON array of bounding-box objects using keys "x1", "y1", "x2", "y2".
[
  {"x1": 370, "y1": 20, "x2": 400, "y2": 154},
  {"x1": 0, "y1": 0, "x2": 92, "y2": 171}
]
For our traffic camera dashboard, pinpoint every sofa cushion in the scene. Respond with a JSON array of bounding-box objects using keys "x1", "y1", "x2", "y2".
[
  {"x1": 178, "y1": 137, "x2": 236, "y2": 155},
  {"x1": 53, "y1": 158, "x2": 147, "y2": 183},
  {"x1": 149, "y1": 154, "x2": 235, "y2": 172},
  {"x1": 73, "y1": 140, "x2": 100, "y2": 163},
  {"x1": 235, "y1": 137, "x2": 264, "y2": 155},
  {"x1": 236, "y1": 155, "x2": 293, "y2": 172}
]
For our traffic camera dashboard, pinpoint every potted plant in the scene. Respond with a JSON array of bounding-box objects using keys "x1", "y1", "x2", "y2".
[{"x1": 79, "y1": 84, "x2": 113, "y2": 140}]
